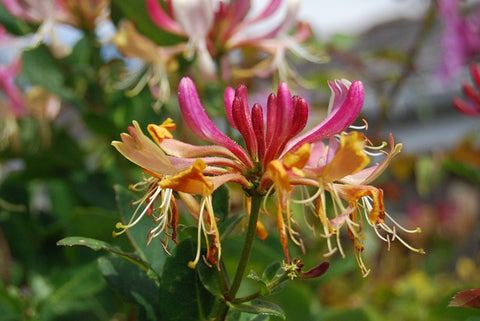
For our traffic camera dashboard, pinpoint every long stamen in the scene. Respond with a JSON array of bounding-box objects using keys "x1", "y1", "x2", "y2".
[
  {"x1": 189, "y1": 197, "x2": 207, "y2": 269},
  {"x1": 113, "y1": 186, "x2": 162, "y2": 236}
]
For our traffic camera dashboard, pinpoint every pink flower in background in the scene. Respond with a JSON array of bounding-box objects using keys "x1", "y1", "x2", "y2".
[
  {"x1": 146, "y1": 0, "x2": 320, "y2": 80},
  {"x1": 437, "y1": 0, "x2": 480, "y2": 80},
  {"x1": 0, "y1": 26, "x2": 27, "y2": 116},
  {"x1": 1, "y1": 0, "x2": 109, "y2": 56},
  {"x1": 0, "y1": 57, "x2": 25, "y2": 116},
  {"x1": 146, "y1": 0, "x2": 216, "y2": 76},
  {"x1": 453, "y1": 62, "x2": 480, "y2": 116}
]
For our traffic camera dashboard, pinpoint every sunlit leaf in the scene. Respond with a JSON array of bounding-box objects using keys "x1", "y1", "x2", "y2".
[
  {"x1": 228, "y1": 299, "x2": 286, "y2": 319},
  {"x1": 57, "y1": 236, "x2": 149, "y2": 271}
]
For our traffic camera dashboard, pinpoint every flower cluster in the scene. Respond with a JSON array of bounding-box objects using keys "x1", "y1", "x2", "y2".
[
  {"x1": 437, "y1": 0, "x2": 480, "y2": 80},
  {"x1": 113, "y1": 77, "x2": 423, "y2": 275},
  {"x1": 115, "y1": 0, "x2": 319, "y2": 83},
  {"x1": 1, "y1": 0, "x2": 110, "y2": 57}
]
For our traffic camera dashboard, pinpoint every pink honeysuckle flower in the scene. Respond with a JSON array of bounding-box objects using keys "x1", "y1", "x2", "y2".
[
  {"x1": 1, "y1": 0, "x2": 110, "y2": 56},
  {"x1": 0, "y1": 56, "x2": 25, "y2": 117},
  {"x1": 453, "y1": 62, "x2": 480, "y2": 116},
  {"x1": 437, "y1": 0, "x2": 480, "y2": 80},
  {"x1": 146, "y1": 0, "x2": 216, "y2": 77},
  {"x1": 112, "y1": 120, "x2": 224, "y2": 268},
  {"x1": 1, "y1": 0, "x2": 71, "y2": 56},
  {"x1": 113, "y1": 77, "x2": 422, "y2": 274},
  {"x1": 112, "y1": 21, "x2": 179, "y2": 108},
  {"x1": 146, "y1": 0, "x2": 321, "y2": 80},
  {"x1": 134, "y1": 77, "x2": 419, "y2": 274},
  {"x1": 0, "y1": 26, "x2": 27, "y2": 116}
]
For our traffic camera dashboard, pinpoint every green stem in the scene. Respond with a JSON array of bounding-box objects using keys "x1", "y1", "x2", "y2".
[{"x1": 215, "y1": 194, "x2": 263, "y2": 320}]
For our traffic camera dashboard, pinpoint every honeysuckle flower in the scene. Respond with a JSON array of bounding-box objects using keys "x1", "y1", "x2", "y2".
[
  {"x1": 146, "y1": 0, "x2": 216, "y2": 77},
  {"x1": 115, "y1": 77, "x2": 421, "y2": 274},
  {"x1": 111, "y1": 120, "x2": 222, "y2": 268},
  {"x1": 146, "y1": 0, "x2": 321, "y2": 80},
  {"x1": 453, "y1": 62, "x2": 480, "y2": 116},
  {"x1": 112, "y1": 21, "x2": 178, "y2": 107},
  {"x1": 1, "y1": 0, "x2": 110, "y2": 56},
  {"x1": 437, "y1": 0, "x2": 480, "y2": 80}
]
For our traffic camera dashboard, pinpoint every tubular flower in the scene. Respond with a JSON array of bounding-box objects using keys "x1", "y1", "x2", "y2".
[
  {"x1": 115, "y1": 77, "x2": 422, "y2": 274},
  {"x1": 304, "y1": 133, "x2": 424, "y2": 276},
  {"x1": 145, "y1": 0, "x2": 321, "y2": 80},
  {"x1": 112, "y1": 21, "x2": 178, "y2": 107},
  {"x1": 453, "y1": 62, "x2": 480, "y2": 116},
  {"x1": 112, "y1": 120, "x2": 221, "y2": 268}
]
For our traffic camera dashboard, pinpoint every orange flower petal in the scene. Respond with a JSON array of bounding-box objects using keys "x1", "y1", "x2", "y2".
[
  {"x1": 159, "y1": 159, "x2": 213, "y2": 196},
  {"x1": 323, "y1": 132, "x2": 370, "y2": 182},
  {"x1": 148, "y1": 118, "x2": 176, "y2": 144},
  {"x1": 267, "y1": 159, "x2": 293, "y2": 192},
  {"x1": 337, "y1": 184, "x2": 385, "y2": 223},
  {"x1": 283, "y1": 143, "x2": 311, "y2": 170}
]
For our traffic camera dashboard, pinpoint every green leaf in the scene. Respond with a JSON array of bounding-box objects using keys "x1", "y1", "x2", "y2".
[
  {"x1": 98, "y1": 256, "x2": 160, "y2": 321},
  {"x1": 20, "y1": 46, "x2": 77, "y2": 102},
  {"x1": 247, "y1": 270, "x2": 269, "y2": 296},
  {"x1": 213, "y1": 185, "x2": 244, "y2": 241},
  {"x1": 57, "y1": 236, "x2": 149, "y2": 271},
  {"x1": 213, "y1": 184, "x2": 230, "y2": 223},
  {"x1": 114, "y1": 185, "x2": 168, "y2": 276},
  {"x1": 229, "y1": 299, "x2": 286, "y2": 320},
  {"x1": 158, "y1": 239, "x2": 215, "y2": 321},
  {"x1": 197, "y1": 259, "x2": 223, "y2": 297},
  {"x1": 262, "y1": 261, "x2": 282, "y2": 283}
]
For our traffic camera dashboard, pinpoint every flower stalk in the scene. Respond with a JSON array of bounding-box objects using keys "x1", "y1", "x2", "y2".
[{"x1": 216, "y1": 194, "x2": 263, "y2": 320}]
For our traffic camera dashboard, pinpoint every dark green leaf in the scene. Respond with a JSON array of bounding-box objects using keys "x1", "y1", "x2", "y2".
[
  {"x1": 98, "y1": 256, "x2": 160, "y2": 321},
  {"x1": 229, "y1": 299, "x2": 286, "y2": 320},
  {"x1": 213, "y1": 184, "x2": 230, "y2": 223},
  {"x1": 158, "y1": 239, "x2": 215, "y2": 321},
  {"x1": 57, "y1": 236, "x2": 149, "y2": 270},
  {"x1": 197, "y1": 258, "x2": 223, "y2": 297},
  {"x1": 213, "y1": 185, "x2": 244, "y2": 241}
]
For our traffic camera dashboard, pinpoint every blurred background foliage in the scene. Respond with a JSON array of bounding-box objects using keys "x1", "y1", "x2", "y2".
[{"x1": 0, "y1": 0, "x2": 479, "y2": 320}]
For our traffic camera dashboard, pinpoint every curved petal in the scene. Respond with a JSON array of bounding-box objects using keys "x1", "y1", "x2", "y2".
[
  {"x1": 159, "y1": 159, "x2": 213, "y2": 196},
  {"x1": 146, "y1": 0, "x2": 183, "y2": 34},
  {"x1": 341, "y1": 136, "x2": 403, "y2": 185},
  {"x1": 178, "y1": 77, "x2": 253, "y2": 167},
  {"x1": 285, "y1": 80, "x2": 364, "y2": 153},
  {"x1": 112, "y1": 121, "x2": 176, "y2": 176}
]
